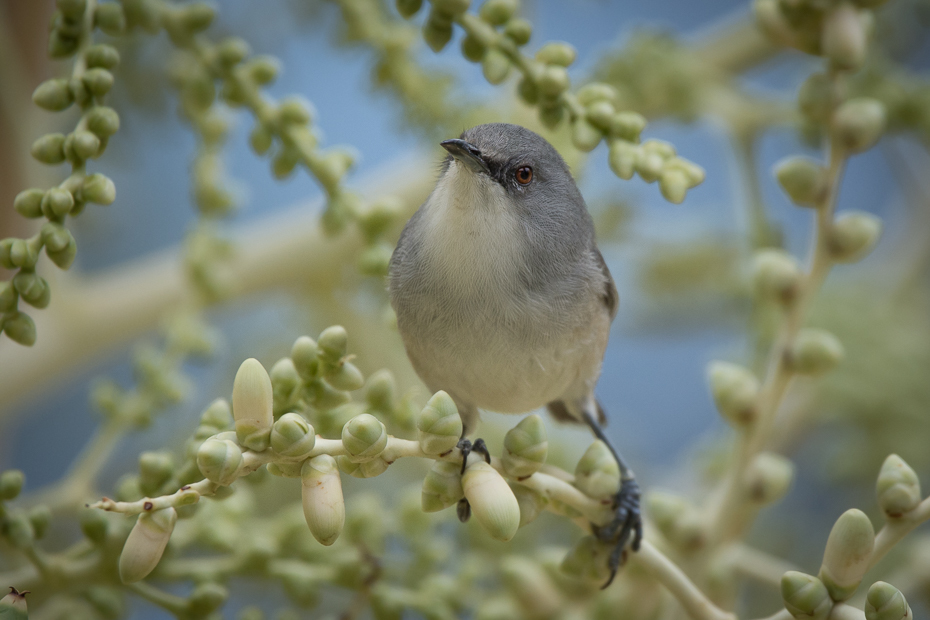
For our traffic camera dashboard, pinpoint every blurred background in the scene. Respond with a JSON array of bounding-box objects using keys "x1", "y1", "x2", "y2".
[{"x1": 1, "y1": 0, "x2": 929, "y2": 618}]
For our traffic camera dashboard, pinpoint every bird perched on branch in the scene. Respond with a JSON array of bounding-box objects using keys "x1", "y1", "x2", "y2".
[{"x1": 389, "y1": 123, "x2": 641, "y2": 585}]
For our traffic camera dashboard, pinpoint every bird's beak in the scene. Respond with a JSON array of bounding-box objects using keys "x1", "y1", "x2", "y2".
[{"x1": 441, "y1": 139, "x2": 490, "y2": 175}]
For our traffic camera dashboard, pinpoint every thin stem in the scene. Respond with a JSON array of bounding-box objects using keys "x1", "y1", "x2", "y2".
[
  {"x1": 869, "y1": 496, "x2": 930, "y2": 570},
  {"x1": 726, "y1": 543, "x2": 801, "y2": 589},
  {"x1": 125, "y1": 581, "x2": 188, "y2": 616}
]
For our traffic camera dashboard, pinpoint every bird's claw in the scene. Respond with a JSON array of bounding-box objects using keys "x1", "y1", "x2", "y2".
[
  {"x1": 456, "y1": 438, "x2": 491, "y2": 523},
  {"x1": 591, "y1": 477, "x2": 643, "y2": 589}
]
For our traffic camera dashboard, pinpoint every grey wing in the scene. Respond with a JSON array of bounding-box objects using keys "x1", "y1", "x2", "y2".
[{"x1": 594, "y1": 247, "x2": 619, "y2": 321}]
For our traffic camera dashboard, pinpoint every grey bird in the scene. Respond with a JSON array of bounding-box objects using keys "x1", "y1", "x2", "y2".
[{"x1": 388, "y1": 123, "x2": 641, "y2": 584}]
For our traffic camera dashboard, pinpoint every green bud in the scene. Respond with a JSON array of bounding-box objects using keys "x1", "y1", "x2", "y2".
[
  {"x1": 41, "y1": 222, "x2": 77, "y2": 269},
  {"x1": 119, "y1": 507, "x2": 177, "y2": 583},
  {"x1": 822, "y1": 3, "x2": 866, "y2": 71},
  {"x1": 538, "y1": 103, "x2": 564, "y2": 129},
  {"x1": 577, "y1": 83, "x2": 617, "y2": 106},
  {"x1": 512, "y1": 484, "x2": 547, "y2": 527},
  {"x1": 14, "y1": 272, "x2": 50, "y2": 309},
  {"x1": 337, "y1": 455, "x2": 389, "y2": 478},
  {"x1": 828, "y1": 211, "x2": 881, "y2": 263},
  {"x1": 270, "y1": 358, "x2": 300, "y2": 412},
  {"x1": 249, "y1": 125, "x2": 274, "y2": 156},
  {"x1": 421, "y1": 460, "x2": 464, "y2": 512},
  {"x1": 789, "y1": 328, "x2": 844, "y2": 375},
  {"x1": 233, "y1": 358, "x2": 274, "y2": 451},
  {"x1": 41, "y1": 187, "x2": 75, "y2": 217},
  {"x1": 423, "y1": 10, "x2": 454, "y2": 52},
  {"x1": 187, "y1": 582, "x2": 227, "y2": 617},
  {"x1": 248, "y1": 55, "x2": 280, "y2": 85},
  {"x1": 33, "y1": 78, "x2": 74, "y2": 111},
  {"x1": 517, "y1": 77, "x2": 538, "y2": 105},
  {"x1": 306, "y1": 380, "x2": 352, "y2": 413},
  {"x1": 272, "y1": 146, "x2": 299, "y2": 179},
  {"x1": 5, "y1": 239, "x2": 39, "y2": 269},
  {"x1": 502, "y1": 414, "x2": 547, "y2": 478},
  {"x1": 3, "y1": 312, "x2": 37, "y2": 346},
  {"x1": 608, "y1": 140, "x2": 638, "y2": 180},
  {"x1": 482, "y1": 49, "x2": 511, "y2": 85},
  {"x1": 0, "y1": 282, "x2": 16, "y2": 313},
  {"x1": 876, "y1": 454, "x2": 921, "y2": 518},
  {"x1": 752, "y1": 249, "x2": 802, "y2": 304},
  {"x1": 0, "y1": 588, "x2": 29, "y2": 619},
  {"x1": 291, "y1": 335, "x2": 320, "y2": 379},
  {"x1": 461, "y1": 33, "x2": 485, "y2": 63},
  {"x1": 271, "y1": 413, "x2": 316, "y2": 458},
  {"x1": 479, "y1": 0, "x2": 516, "y2": 25},
  {"x1": 775, "y1": 157, "x2": 826, "y2": 207},
  {"x1": 396, "y1": 0, "x2": 424, "y2": 19},
  {"x1": 95, "y1": 3, "x2": 126, "y2": 34},
  {"x1": 832, "y1": 98, "x2": 885, "y2": 153},
  {"x1": 180, "y1": 3, "x2": 216, "y2": 33},
  {"x1": 417, "y1": 391, "x2": 462, "y2": 456},
  {"x1": 799, "y1": 73, "x2": 835, "y2": 125},
  {"x1": 560, "y1": 535, "x2": 611, "y2": 583},
  {"x1": 538, "y1": 65, "x2": 570, "y2": 99},
  {"x1": 301, "y1": 455, "x2": 345, "y2": 546},
  {"x1": 82, "y1": 68, "x2": 114, "y2": 97},
  {"x1": 139, "y1": 451, "x2": 174, "y2": 495},
  {"x1": 48, "y1": 31, "x2": 80, "y2": 59},
  {"x1": 278, "y1": 97, "x2": 313, "y2": 125},
  {"x1": 635, "y1": 150, "x2": 664, "y2": 183},
  {"x1": 342, "y1": 414, "x2": 388, "y2": 462},
  {"x1": 462, "y1": 460, "x2": 521, "y2": 541},
  {"x1": 358, "y1": 242, "x2": 393, "y2": 277},
  {"x1": 4, "y1": 513, "x2": 34, "y2": 548},
  {"x1": 364, "y1": 369, "x2": 395, "y2": 412},
  {"x1": 358, "y1": 197, "x2": 401, "y2": 241},
  {"x1": 196, "y1": 438, "x2": 242, "y2": 485},
  {"x1": 69, "y1": 130, "x2": 102, "y2": 161},
  {"x1": 586, "y1": 100, "x2": 615, "y2": 132},
  {"x1": 0, "y1": 470, "x2": 24, "y2": 500},
  {"x1": 325, "y1": 360, "x2": 365, "y2": 391},
  {"x1": 865, "y1": 582, "x2": 912, "y2": 620},
  {"x1": 31, "y1": 133, "x2": 67, "y2": 165},
  {"x1": 503, "y1": 18, "x2": 532, "y2": 45},
  {"x1": 13, "y1": 189, "x2": 45, "y2": 219},
  {"x1": 819, "y1": 509, "x2": 875, "y2": 601},
  {"x1": 572, "y1": 118, "x2": 602, "y2": 152},
  {"x1": 85, "y1": 44, "x2": 120, "y2": 69},
  {"x1": 609, "y1": 112, "x2": 647, "y2": 142},
  {"x1": 81, "y1": 173, "x2": 116, "y2": 205},
  {"x1": 217, "y1": 37, "x2": 251, "y2": 66},
  {"x1": 87, "y1": 106, "x2": 120, "y2": 138},
  {"x1": 659, "y1": 168, "x2": 688, "y2": 204},
  {"x1": 537, "y1": 42, "x2": 576, "y2": 67},
  {"x1": 781, "y1": 572, "x2": 832, "y2": 620},
  {"x1": 574, "y1": 440, "x2": 619, "y2": 499},
  {"x1": 744, "y1": 452, "x2": 794, "y2": 504},
  {"x1": 646, "y1": 490, "x2": 689, "y2": 540},
  {"x1": 318, "y1": 325, "x2": 349, "y2": 362},
  {"x1": 201, "y1": 398, "x2": 233, "y2": 429},
  {"x1": 80, "y1": 508, "x2": 109, "y2": 544}
]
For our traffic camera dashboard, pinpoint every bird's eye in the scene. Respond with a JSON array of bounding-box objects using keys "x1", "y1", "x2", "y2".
[{"x1": 515, "y1": 166, "x2": 533, "y2": 185}]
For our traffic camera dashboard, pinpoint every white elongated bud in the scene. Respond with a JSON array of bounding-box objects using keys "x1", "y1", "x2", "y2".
[
  {"x1": 336, "y1": 455, "x2": 389, "y2": 478},
  {"x1": 819, "y1": 509, "x2": 875, "y2": 601},
  {"x1": 417, "y1": 391, "x2": 462, "y2": 456},
  {"x1": 788, "y1": 329, "x2": 844, "y2": 375},
  {"x1": 707, "y1": 361, "x2": 760, "y2": 426},
  {"x1": 876, "y1": 454, "x2": 922, "y2": 517},
  {"x1": 829, "y1": 211, "x2": 882, "y2": 263},
  {"x1": 822, "y1": 3, "x2": 866, "y2": 71},
  {"x1": 196, "y1": 438, "x2": 242, "y2": 485},
  {"x1": 421, "y1": 460, "x2": 464, "y2": 512},
  {"x1": 502, "y1": 415, "x2": 548, "y2": 478},
  {"x1": 119, "y1": 507, "x2": 177, "y2": 583},
  {"x1": 342, "y1": 414, "x2": 388, "y2": 462},
  {"x1": 560, "y1": 535, "x2": 611, "y2": 583},
  {"x1": 832, "y1": 98, "x2": 886, "y2": 153},
  {"x1": 865, "y1": 582, "x2": 912, "y2": 620},
  {"x1": 301, "y1": 455, "x2": 345, "y2": 546},
  {"x1": 271, "y1": 413, "x2": 316, "y2": 458},
  {"x1": 233, "y1": 358, "x2": 274, "y2": 451},
  {"x1": 781, "y1": 571, "x2": 832, "y2": 620},
  {"x1": 752, "y1": 249, "x2": 802, "y2": 304},
  {"x1": 462, "y1": 460, "x2": 521, "y2": 542},
  {"x1": 574, "y1": 440, "x2": 620, "y2": 500},
  {"x1": 744, "y1": 452, "x2": 794, "y2": 505}
]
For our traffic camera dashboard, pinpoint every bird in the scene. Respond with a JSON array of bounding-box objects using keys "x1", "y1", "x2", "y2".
[{"x1": 388, "y1": 123, "x2": 641, "y2": 585}]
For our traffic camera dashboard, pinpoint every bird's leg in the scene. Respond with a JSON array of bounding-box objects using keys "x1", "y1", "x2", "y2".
[
  {"x1": 581, "y1": 407, "x2": 643, "y2": 589},
  {"x1": 456, "y1": 437, "x2": 491, "y2": 523}
]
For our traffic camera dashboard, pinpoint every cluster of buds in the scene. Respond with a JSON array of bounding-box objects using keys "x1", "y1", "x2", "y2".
[
  {"x1": 646, "y1": 491, "x2": 706, "y2": 552},
  {"x1": 707, "y1": 361, "x2": 761, "y2": 428},
  {"x1": 0, "y1": 470, "x2": 53, "y2": 554}
]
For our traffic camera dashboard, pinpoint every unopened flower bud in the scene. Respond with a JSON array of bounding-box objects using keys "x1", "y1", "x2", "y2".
[
  {"x1": 646, "y1": 490, "x2": 689, "y2": 539},
  {"x1": 139, "y1": 451, "x2": 174, "y2": 495},
  {"x1": 318, "y1": 325, "x2": 348, "y2": 363},
  {"x1": 13, "y1": 189, "x2": 44, "y2": 219},
  {"x1": 865, "y1": 582, "x2": 912, "y2": 620},
  {"x1": 574, "y1": 440, "x2": 620, "y2": 499},
  {"x1": 33, "y1": 78, "x2": 74, "y2": 111},
  {"x1": 503, "y1": 18, "x2": 532, "y2": 45},
  {"x1": 233, "y1": 358, "x2": 274, "y2": 451},
  {"x1": 536, "y1": 42, "x2": 576, "y2": 67},
  {"x1": 500, "y1": 556, "x2": 563, "y2": 617},
  {"x1": 560, "y1": 535, "x2": 611, "y2": 582},
  {"x1": 119, "y1": 507, "x2": 177, "y2": 583},
  {"x1": 609, "y1": 111, "x2": 647, "y2": 142},
  {"x1": 0, "y1": 588, "x2": 29, "y2": 619},
  {"x1": 342, "y1": 414, "x2": 388, "y2": 462},
  {"x1": 82, "y1": 67, "x2": 114, "y2": 97},
  {"x1": 196, "y1": 438, "x2": 242, "y2": 485},
  {"x1": 4, "y1": 514, "x2": 33, "y2": 549},
  {"x1": 3, "y1": 312, "x2": 37, "y2": 346},
  {"x1": 396, "y1": 0, "x2": 423, "y2": 18},
  {"x1": 462, "y1": 460, "x2": 521, "y2": 541},
  {"x1": 417, "y1": 391, "x2": 462, "y2": 455},
  {"x1": 828, "y1": 211, "x2": 881, "y2": 263},
  {"x1": 635, "y1": 150, "x2": 664, "y2": 183},
  {"x1": 819, "y1": 509, "x2": 875, "y2": 601},
  {"x1": 290, "y1": 335, "x2": 320, "y2": 379},
  {"x1": 572, "y1": 118, "x2": 602, "y2": 152},
  {"x1": 31, "y1": 133, "x2": 66, "y2": 165},
  {"x1": 337, "y1": 455, "x2": 389, "y2": 478},
  {"x1": 781, "y1": 572, "x2": 832, "y2": 620},
  {"x1": 80, "y1": 508, "x2": 109, "y2": 544},
  {"x1": 482, "y1": 49, "x2": 511, "y2": 85},
  {"x1": 87, "y1": 106, "x2": 120, "y2": 138},
  {"x1": 365, "y1": 369, "x2": 396, "y2": 412},
  {"x1": 479, "y1": 0, "x2": 516, "y2": 25},
  {"x1": 707, "y1": 361, "x2": 759, "y2": 426},
  {"x1": 511, "y1": 484, "x2": 547, "y2": 527},
  {"x1": 876, "y1": 454, "x2": 921, "y2": 518},
  {"x1": 788, "y1": 329, "x2": 844, "y2": 375},
  {"x1": 82, "y1": 173, "x2": 116, "y2": 205},
  {"x1": 41, "y1": 187, "x2": 75, "y2": 218},
  {"x1": 94, "y1": 3, "x2": 126, "y2": 35},
  {"x1": 608, "y1": 140, "x2": 638, "y2": 180},
  {"x1": 85, "y1": 44, "x2": 120, "y2": 69},
  {"x1": 832, "y1": 98, "x2": 885, "y2": 153},
  {"x1": 538, "y1": 65, "x2": 570, "y2": 99},
  {"x1": 752, "y1": 249, "x2": 802, "y2": 304},
  {"x1": 13, "y1": 272, "x2": 50, "y2": 309},
  {"x1": 271, "y1": 413, "x2": 316, "y2": 458},
  {"x1": 744, "y1": 452, "x2": 794, "y2": 505},
  {"x1": 325, "y1": 360, "x2": 365, "y2": 391},
  {"x1": 502, "y1": 414, "x2": 547, "y2": 478},
  {"x1": 421, "y1": 460, "x2": 464, "y2": 512},
  {"x1": 301, "y1": 455, "x2": 345, "y2": 546},
  {"x1": 823, "y1": 3, "x2": 866, "y2": 71},
  {"x1": 69, "y1": 130, "x2": 101, "y2": 160},
  {"x1": 187, "y1": 582, "x2": 227, "y2": 617},
  {"x1": 200, "y1": 398, "x2": 233, "y2": 429},
  {"x1": 659, "y1": 168, "x2": 688, "y2": 204},
  {"x1": 775, "y1": 157, "x2": 827, "y2": 207}
]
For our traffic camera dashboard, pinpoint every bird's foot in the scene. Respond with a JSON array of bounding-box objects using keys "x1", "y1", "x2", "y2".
[
  {"x1": 456, "y1": 438, "x2": 491, "y2": 523},
  {"x1": 591, "y1": 477, "x2": 643, "y2": 589}
]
